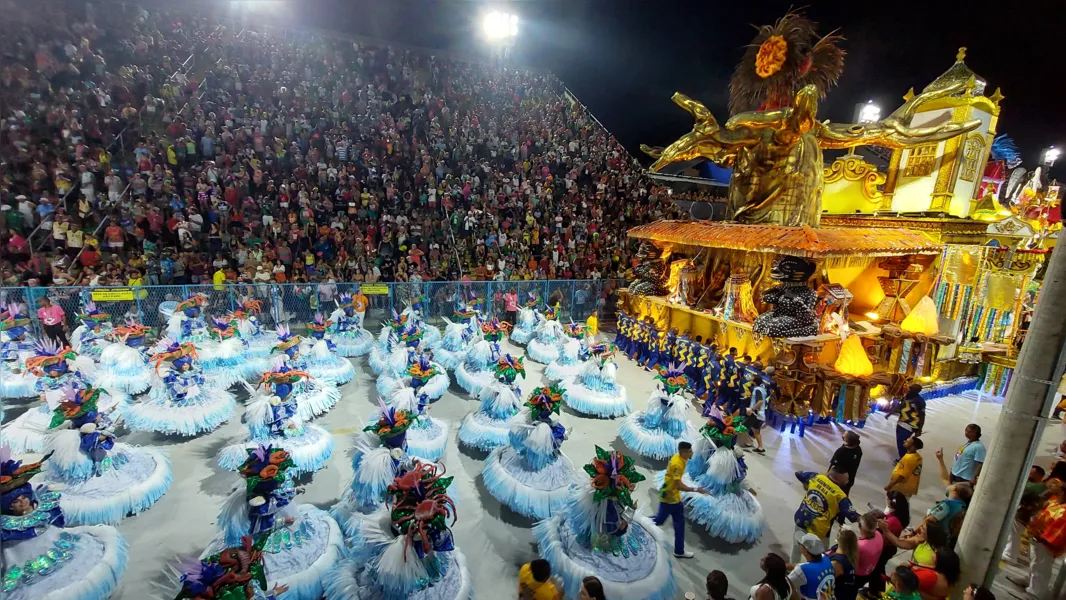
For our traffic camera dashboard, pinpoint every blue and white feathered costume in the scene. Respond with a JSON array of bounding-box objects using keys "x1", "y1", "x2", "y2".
[
  {"x1": 271, "y1": 326, "x2": 341, "y2": 420},
  {"x1": 509, "y1": 294, "x2": 541, "y2": 345},
  {"x1": 0, "y1": 448, "x2": 128, "y2": 600},
  {"x1": 526, "y1": 316, "x2": 565, "y2": 365},
  {"x1": 544, "y1": 322, "x2": 586, "y2": 381},
  {"x1": 533, "y1": 447, "x2": 677, "y2": 600},
  {"x1": 302, "y1": 313, "x2": 356, "y2": 385},
  {"x1": 217, "y1": 367, "x2": 334, "y2": 476},
  {"x1": 124, "y1": 339, "x2": 237, "y2": 437},
  {"x1": 92, "y1": 321, "x2": 153, "y2": 396},
  {"x1": 376, "y1": 325, "x2": 449, "y2": 402},
  {"x1": 562, "y1": 343, "x2": 630, "y2": 418},
  {"x1": 481, "y1": 385, "x2": 573, "y2": 519},
  {"x1": 433, "y1": 316, "x2": 480, "y2": 372},
  {"x1": 458, "y1": 354, "x2": 526, "y2": 452},
  {"x1": 380, "y1": 386, "x2": 448, "y2": 462},
  {"x1": 163, "y1": 294, "x2": 210, "y2": 344},
  {"x1": 331, "y1": 404, "x2": 419, "y2": 532},
  {"x1": 618, "y1": 364, "x2": 697, "y2": 460},
  {"x1": 41, "y1": 385, "x2": 171, "y2": 526},
  {"x1": 328, "y1": 292, "x2": 375, "y2": 357},
  {"x1": 198, "y1": 317, "x2": 254, "y2": 388},
  {"x1": 658, "y1": 407, "x2": 764, "y2": 544},
  {"x1": 70, "y1": 302, "x2": 112, "y2": 362},
  {"x1": 455, "y1": 317, "x2": 511, "y2": 397},
  {"x1": 2, "y1": 340, "x2": 124, "y2": 454},
  {"x1": 232, "y1": 298, "x2": 277, "y2": 374},
  {"x1": 324, "y1": 461, "x2": 471, "y2": 600},
  {"x1": 402, "y1": 296, "x2": 442, "y2": 348},
  {"x1": 209, "y1": 445, "x2": 344, "y2": 600},
  {"x1": 0, "y1": 304, "x2": 38, "y2": 399}
]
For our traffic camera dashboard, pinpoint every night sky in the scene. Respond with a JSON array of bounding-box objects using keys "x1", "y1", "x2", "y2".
[{"x1": 253, "y1": 0, "x2": 1064, "y2": 176}]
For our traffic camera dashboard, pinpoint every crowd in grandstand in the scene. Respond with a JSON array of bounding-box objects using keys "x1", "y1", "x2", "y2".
[{"x1": 0, "y1": 3, "x2": 682, "y2": 294}]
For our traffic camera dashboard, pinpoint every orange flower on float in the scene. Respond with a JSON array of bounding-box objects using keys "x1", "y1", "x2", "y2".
[
  {"x1": 259, "y1": 465, "x2": 279, "y2": 479},
  {"x1": 268, "y1": 450, "x2": 290, "y2": 465},
  {"x1": 755, "y1": 35, "x2": 788, "y2": 78}
]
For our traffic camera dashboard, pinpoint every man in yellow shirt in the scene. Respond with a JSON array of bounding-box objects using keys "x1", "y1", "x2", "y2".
[
  {"x1": 212, "y1": 266, "x2": 226, "y2": 291},
  {"x1": 517, "y1": 559, "x2": 561, "y2": 600},
  {"x1": 352, "y1": 286, "x2": 369, "y2": 328},
  {"x1": 654, "y1": 441, "x2": 708, "y2": 558},
  {"x1": 886, "y1": 435, "x2": 923, "y2": 498},
  {"x1": 585, "y1": 309, "x2": 599, "y2": 340}
]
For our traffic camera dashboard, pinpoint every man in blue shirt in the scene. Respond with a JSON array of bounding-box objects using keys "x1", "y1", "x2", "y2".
[
  {"x1": 939, "y1": 423, "x2": 986, "y2": 485},
  {"x1": 788, "y1": 533, "x2": 836, "y2": 600}
]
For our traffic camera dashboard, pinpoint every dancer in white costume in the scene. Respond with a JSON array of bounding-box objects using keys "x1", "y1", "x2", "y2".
[
  {"x1": 324, "y1": 461, "x2": 471, "y2": 600},
  {"x1": 3, "y1": 340, "x2": 124, "y2": 454},
  {"x1": 125, "y1": 339, "x2": 237, "y2": 436},
  {"x1": 199, "y1": 317, "x2": 254, "y2": 388},
  {"x1": 303, "y1": 313, "x2": 356, "y2": 385},
  {"x1": 0, "y1": 304, "x2": 38, "y2": 400},
  {"x1": 218, "y1": 367, "x2": 334, "y2": 476},
  {"x1": 209, "y1": 444, "x2": 344, "y2": 600},
  {"x1": 40, "y1": 385, "x2": 172, "y2": 525},
  {"x1": 230, "y1": 298, "x2": 277, "y2": 377},
  {"x1": 481, "y1": 385, "x2": 573, "y2": 519},
  {"x1": 433, "y1": 316, "x2": 480, "y2": 372},
  {"x1": 544, "y1": 321, "x2": 585, "y2": 381},
  {"x1": 454, "y1": 317, "x2": 511, "y2": 396},
  {"x1": 381, "y1": 383, "x2": 449, "y2": 462},
  {"x1": 171, "y1": 535, "x2": 287, "y2": 600},
  {"x1": 509, "y1": 292, "x2": 541, "y2": 345},
  {"x1": 377, "y1": 324, "x2": 449, "y2": 401},
  {"x1": 70, "y1": 302, "x2": 112, "y2": 362},
  {"x1": 327, "y1": 292, "x2": 374, "y2": 357},
  {"x1": 1, "y1": 448, "x2": 127, "y2": 600},
  {"x1": 562, "y1": 341, "x2": 630, "y2": 418},
  {"x1": 458, "y1": 354, "x2": 526, "y2": 452},
  {"x1": 271, "y1": 326, "x2": 341, "y2": 420},
  {"x1": 533, "y1": 446, "x2": 677, "y2": 600},
  {"x1": 164, "y1": 294, "x2": 210, "y2": 343},
  {"x1": 93, "y1": 320, "x2": 153, "y2": 396},
  {"x1": 526, "y1": 304, "x2": 565, "y2": 364},
  {"x1": 401, "y1": 295, "x2": 442, "y2": 348},
  {"x1": 618, "y1": 363, "x2": 697, "y2": 459}
]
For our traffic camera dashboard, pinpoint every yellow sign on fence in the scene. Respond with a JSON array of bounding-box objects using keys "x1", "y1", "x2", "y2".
[
  {"x1": 91, "y1": 288, "x2": 136, "y2": 302},
  {"x1": 362, "y1": 284, "x2": 389, "y2": 295}
]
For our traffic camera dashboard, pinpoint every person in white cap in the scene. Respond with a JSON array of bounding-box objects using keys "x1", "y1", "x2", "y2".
[{"x1": 788, "y1": 532, "x2": 835, "y2": 600}]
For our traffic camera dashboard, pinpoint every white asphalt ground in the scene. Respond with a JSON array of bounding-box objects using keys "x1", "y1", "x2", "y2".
[{"x1": 6, "y1": 336, "x2": 1064, "y2": 599}]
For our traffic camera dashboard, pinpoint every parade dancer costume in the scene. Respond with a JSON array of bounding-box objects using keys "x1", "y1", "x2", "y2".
[
  {"x1": 332, "y1": 406, "x2": 418, "y2": 532},
  {"x1": 534, "y1": 447, "x2": 676, "y2": 600},
  {"x1": 509, "y1": 293, "x2": 541, "y2": 345},
  {"x1": 218, "y1": 369, "x2": 334, "y2": 476},
  {"x1": 70, "y1": 302, "x2": 112, "y2": 362},
  {"x1": 0, "y1": 305, "x2": 37, "y2": 400},
  {"x1": 545, "y1": 321, "x2": 586, "y2": 381},
  {"x1": 660, "y1": 406, "x2": 764, "y2": 544},
  {"x1": 94, "y1": 322, "x2": 153, "y2": 396},
  {"x1": 434, "y1": 316, "x2": 479, "y2": 372},
  {"x1": 382, "y1": 385, "x2": 449, "y2": 462},
  {"x1": 1, "y1": 449, "x2": 127, "y2": 600},
  {"x1": 619, "y1": 364, "x2": 696, "y2": 460},
  {"x1": 328, "y1": 293, "x2": 375, "y2": 358},
  {"x1": 458, "y1": 355, "x2": 526, "y2": 452},
  {"x1": 172, "y1": 536, "x2": 286, "y2": 600},
  {"x1": 272, "y1": 326, "x2": 341, "y2": 420},
  {"x1": 377, "y1": 323, "x2": 446, "y2": 400},
  {"x1": 370, "y1": 311, "x2": 409, "y2": 376},
  {"x1": 481, "y1": 385, "x2": 573, "y2": 519},
  {"x1": 402, "y1": 296, "x2": 442, "y2": 348},
  {"x1": 125, "y1": 340, "x2": 237, "y2": 436},
  {"x1": 562, "y1": 342, "x2": 630, "y2": 418},
  {"x1": 199, "y1": 318, "x2": 254, "y2": 388},
  {"x1": 41, "y1": 386, "x2": 171, "y2": 525},
  {"x1": 232, "y1": 299, "x2": 278, "y2": 370},
  {"x1": 454, "y1": 318, "x2": 511, "y2": 396},
  {"x1": 526, "y1": 307, "x2": 565, "y2": 364},
  {"x1": 164, "y1": 294, "x2": 210, "y2": 344},
  {"x1": 303, "y1": 313, "x2": 356, "y2": 385},
  {"x1": 324, "y1": 462, "x2": 472, "y2": 600},
  {"x1": 2, "y1": 341, "x2": 124, "y2": 454},
  {"x1": 212, "y1": 446, "x2": 344, "y2": 600}
]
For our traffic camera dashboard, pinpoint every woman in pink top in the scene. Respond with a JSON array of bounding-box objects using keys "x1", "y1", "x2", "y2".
[
  {"x1": 504, "y1": 288, "x2": 519, "y2": 325},
  {"x1": 855, "y1": 512, "x2": 884, "y2": 586}
]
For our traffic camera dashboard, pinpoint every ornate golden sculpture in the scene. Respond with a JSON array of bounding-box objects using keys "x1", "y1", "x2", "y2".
[{"x1": 642, "y1": 82, "x2": 981, "y2": 227}]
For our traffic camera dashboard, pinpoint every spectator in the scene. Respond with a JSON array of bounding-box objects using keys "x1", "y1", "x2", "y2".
[
  {"x1": 937, "y1": 424, "x2": 985, "y2": 486},
  {"x1": 885, "y1": 435, "x2": 923, "y2": 498},
  {"x1": 745, "y1": 374, "x2": 768, "y2": 454},
  {"x1": 749, "y1": 554, "x2": 793, "y2": 600},
  {"x1": 1003, "y1": 465, "x2": 1048, "y2": 563},
  {"x1": 504, "y1": 288, "x2": 519, "y2": 324},
  {"x1": 921, "y1": 480, "x2": 972, "y2": 541},
  {"x1": 578, "y1": 576, "x2": 606, "y2": 600},
  {"x1": 827, "y1": 528, "x2": 858, "y2": 600},
  {"x1": 517, "y1": 559, "x2": 561, "y2": 600},
  {"x1": 655, "y1": 441, "x2": 708, "y2": 559},
  {"x1": 36, "y1": 296, "x2": 69, "y2": 346},
  {"x1": 879, "y1": 521, "x2": 949, "y2": 569},
  {"x1": 886, "y1": 566, "x2": 922, "y2": 600},
  {"x1": 829, "y1": 431, "x2": 863, "y2": 497},
  {"x1": 1008, "y1": 476, "x2": 1066, "y2": 599},
  {"x1": 892, "y1": 385, "x2": 927, "y2": 460},
  {"x1": 854, "y1": 512, "x2": 884, "y2": 590},
  {"x1": 910, "y1": 548, "x2": 961, "y2": 600},
  {"x1": 792, "y1": 467, "x2": 858, "y2": 562},
  {"x1": 963, "y1": 584, "x2": 995, "y2": 600},
  {"x1": 705, "y1": 570, "x2": 734, "y2": 600},
  {"x1": 788, "y1": 533, "x2": 835, "y2": 600}
]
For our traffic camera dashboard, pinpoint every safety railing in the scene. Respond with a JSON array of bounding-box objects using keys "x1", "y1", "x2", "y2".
[{"x1": 2, "y1": 280, "x2": 626, "y2": 339}]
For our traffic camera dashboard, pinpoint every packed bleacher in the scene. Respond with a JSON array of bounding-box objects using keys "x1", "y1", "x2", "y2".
[{"x1": 0, "y1": 2, "x2": 682, "y2": 296}]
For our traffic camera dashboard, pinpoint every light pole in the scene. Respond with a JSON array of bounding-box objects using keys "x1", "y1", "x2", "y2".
[{"x1": 481, "y1": 11, "x2": 518, "y2": 63}]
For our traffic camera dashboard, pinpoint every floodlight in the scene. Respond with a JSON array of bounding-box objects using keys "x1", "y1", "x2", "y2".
[
  {"x1": 482, "y1": 11, "x2": 518, "y2": 41},
  {"x1": 858, "y1": 101, "x2": 881, "y2": 123},
  {"x1": 1044, "y1": 146, "x2": 1060, "y2": 166}
]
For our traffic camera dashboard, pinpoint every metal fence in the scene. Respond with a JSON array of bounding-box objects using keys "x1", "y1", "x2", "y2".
[{"x1": 3, "y1": 280, "x2": 626, "y2": 338}]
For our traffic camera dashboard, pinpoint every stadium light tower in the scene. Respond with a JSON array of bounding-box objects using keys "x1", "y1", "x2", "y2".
[
  {"x1": 855, "y1": 100, "x2": 881, "y2": 124},
  {"x1": 481, "y1": 11, "x2": 518, "y2": 62}
]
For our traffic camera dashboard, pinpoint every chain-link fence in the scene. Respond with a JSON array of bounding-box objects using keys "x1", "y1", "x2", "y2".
[{"x1": 2, "y1": 280, "x2": 627, "y2": 339}]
